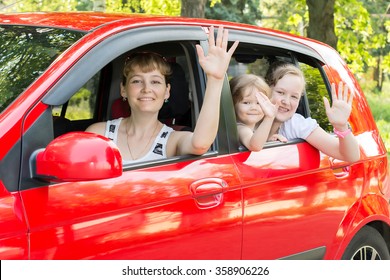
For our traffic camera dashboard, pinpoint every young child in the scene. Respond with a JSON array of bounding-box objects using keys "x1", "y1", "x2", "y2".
[
  {"x1": 265, "y1": 62, "x2": 360, "y2": 162},
  {"x1": 86, "y1": 26, "x2": 239, "y2": 164},
  {"x1": 230, "y1": 74, "x2": 287, "y2": 151}
]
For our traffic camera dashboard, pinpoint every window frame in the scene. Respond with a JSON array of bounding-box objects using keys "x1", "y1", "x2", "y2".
[{"x1": 224, "y1": 31, "x2": 333, "y2": 153}]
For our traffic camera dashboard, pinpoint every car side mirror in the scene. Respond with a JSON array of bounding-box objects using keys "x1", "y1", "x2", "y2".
[{"x1": 30, "y1": 132, "x2": 122, "y2": 182}]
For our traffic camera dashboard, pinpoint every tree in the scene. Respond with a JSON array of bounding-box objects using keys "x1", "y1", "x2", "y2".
[
  {"x1": 361, "y1": 0, "x2": 390, "y2": 92},
  {"x1": 205, "y1": 0, "x2": 262, "y2": 25},
  {"x1": 306, "y1": 0, "x2": 337, "y2": 49},
  {"x1": 261, "y1": 0, "x2": 389, "y2": 90},
  {"x1": 181, "y1": 0, "x2": 208, "y2": 18}
]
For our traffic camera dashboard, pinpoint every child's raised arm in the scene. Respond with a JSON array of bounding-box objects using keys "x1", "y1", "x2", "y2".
[{"x1": 306, "y1": 81, "x2": 360, "y2": 162}]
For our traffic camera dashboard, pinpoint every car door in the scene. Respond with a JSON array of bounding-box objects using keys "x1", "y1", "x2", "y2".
[
  {"x1": 22, "y1": 152, "x2": 242, "y2": 259},
  {"x1": 0, "y1": 188, "x2": 28, "y2": 259},
  {"x1": 0, "y1": 112, "x2": 28, "y2": 259},
  {"x1": 0, "y1": 24, "x2": 86, "y2": 260},
  {"x1": 225, "y1": 32, "x2": 363, "y2": 259},
  {"x1": 18, "y1": 24, "x2": 243, "y2": 259},
  {"x1": 234, "y1": 142, "x2": 361, "y2": 259}
]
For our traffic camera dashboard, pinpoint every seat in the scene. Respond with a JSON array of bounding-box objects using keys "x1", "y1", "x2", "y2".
[
  {"x1": 110, "y1": 61, "x2": 191, "y2": 131},
  {"x1": 111, "y1": 98, "x2": 131, "y2": 119}
]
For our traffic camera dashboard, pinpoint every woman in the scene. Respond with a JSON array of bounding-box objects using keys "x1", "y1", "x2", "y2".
[
  {"x1": 265, "y1": 62, "x2": 360, "y2": 162},
  {"x1": 86, "y1": 26, "x2": 239, "y2": 164}
]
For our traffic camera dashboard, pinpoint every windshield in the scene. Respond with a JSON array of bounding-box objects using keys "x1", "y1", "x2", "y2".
[{"x1": 0, "y1": 25, "x2": 84, "y2": 113}]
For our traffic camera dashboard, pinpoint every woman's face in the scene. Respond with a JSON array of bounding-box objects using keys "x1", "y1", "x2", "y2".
[
  {"x1": 271, "y1": 74, "x2": 304, "y2": 123},
  {"x1": 234, "y1": 87, "x2": 264, "y2": 127},
  {"x1": 121, "y1": 66, "x2": 170, "y2": 114}
]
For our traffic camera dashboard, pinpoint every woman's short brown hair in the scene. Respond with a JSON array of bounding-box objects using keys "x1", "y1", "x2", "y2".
[{"x1": 122, "y1": 52, "x2": 172, "y2": 86}]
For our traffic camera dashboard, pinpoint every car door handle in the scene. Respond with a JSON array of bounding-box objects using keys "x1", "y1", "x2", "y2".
[
  {"x1": 190, "y1": 178, "x2": 227, "y2": 209},
  {"x1": 329, "y1": 158, "x2": 351, "y2": 178},
  {"x1": 332, "y1": 166, "x2": 350, "y2": 178}
]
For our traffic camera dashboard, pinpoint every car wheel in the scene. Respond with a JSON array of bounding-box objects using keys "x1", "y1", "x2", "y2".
[{"x1": 342, "y1": 226, "x2": 390, "y2": 260}]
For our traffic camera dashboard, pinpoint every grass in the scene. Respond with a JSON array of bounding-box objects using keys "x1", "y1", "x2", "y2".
[{"x1": 364, "y1": 80, "x2": 390, "y2": 160}]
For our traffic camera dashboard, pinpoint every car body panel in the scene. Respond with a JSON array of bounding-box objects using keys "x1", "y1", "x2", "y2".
[
  {"x1": 236, "y1": 142, "x2": 363, "y2": 259},
  {"x1": 0, "y1": 190, "x2": 28, "y2": 259},
  {"x1": 21, "y1": 156, "x2": 242, "y2": 259}
]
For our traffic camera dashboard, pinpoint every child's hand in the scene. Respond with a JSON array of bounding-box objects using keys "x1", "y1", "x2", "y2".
[
  {"x1": 196, "y1": 26, "x2": 239, "y2": 80},
  {"x1": 255, "y1": 92, "x2": 278, "y2": 119},
  {"x1": 323, "y1": 81, "x2": 353, "y2": 131},
  {"x1": 268, "y1": 134, "x2": 288, "y2": 142}
]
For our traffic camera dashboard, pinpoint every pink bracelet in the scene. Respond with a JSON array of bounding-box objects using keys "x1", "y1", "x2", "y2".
[{"x1": 333, "y1": 128, "x2": 351, "y2": 138}]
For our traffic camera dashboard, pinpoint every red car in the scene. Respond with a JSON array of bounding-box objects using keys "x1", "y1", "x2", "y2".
[{"x1": 0, "y1": 12, "x2": 389, "y2": 260}]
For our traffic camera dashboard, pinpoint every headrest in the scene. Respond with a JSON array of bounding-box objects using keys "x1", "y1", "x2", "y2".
[{"x1": 158, "y1": 62, "x2": 189, "y2": 120}]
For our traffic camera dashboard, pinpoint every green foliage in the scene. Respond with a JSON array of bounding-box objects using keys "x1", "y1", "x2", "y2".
[
  {"x1": 205, "y1": 0, "x2": 262, "y2": 25},
  {"x1": 75, "y1": 0, "x2": 94, "y2": 11},
  {"x1": 383, "y1": 20, "x2": 390, "y2": 75},
  {"x1": 335, "y1": 0, "x2": 376, "y2": 74},
  {"x1": 2, "y1": 0, "x2": 79, "y2": 11},
  {"x1": 261, "y1": 0, "x2": 389, "y2": 89},
  {"x1": 365, "y1": 85, "x2": 390, "y2": 124},
  {"x1": 365, "y1": 80, "x2": 390, "y2": 156},
  {"x1": 260, "y1": 0, "x2": 307, "y2": 35},
  {"x1": 377, "y1": 120, "x2": 390, "y2": 157},
  {"x1": 104, "y1": 0, "x2": 180, "y2": 14},
  {"x1": 1, "y1": 0, "x2": 181, "y2": 15},
  {"x1": 66, "y1": 89, "x2": 93, "y2": 120},
  {"x1": 301, "y1": 64, "x2": 332, "y2": 132},
  {"x1": 0, "y1": 26, "x2": 83, "y2": 112}
]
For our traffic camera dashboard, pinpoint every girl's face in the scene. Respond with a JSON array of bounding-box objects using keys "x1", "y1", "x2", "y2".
[
  {"x1": 121, "y1": 67, "x2": 170, "y2": 113},
  {"x1": 271, "y1": 74, "x2": 304, "y2": 123},
  {"x1": 234, "y1": 87, "x2": 264, "y2": 127}
]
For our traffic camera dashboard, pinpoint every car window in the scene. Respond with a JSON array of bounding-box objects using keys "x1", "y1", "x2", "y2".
[
  {"x1": 0, "y1": 25, "x2": 84, "y2": 113},
  {"x1": 299, "y1": 62, "x2": 332, "y2": 132},
  {"x1": 227, "y1": 42, "x2": 333, "y2": 150},
  {"x1": 52, "y1": 72, "x2": 100, "y2": 137},
  {"x1": 51, "y1": 40, "x2": 205, "y2": 166},
  {"x1": 52, "y1": 72, "x2": 99, "y2": 121}
]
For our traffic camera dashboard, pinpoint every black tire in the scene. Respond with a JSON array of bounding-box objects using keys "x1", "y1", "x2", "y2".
[{"x1": 342, "y1": 226, "x2": 390, "y2": 260}]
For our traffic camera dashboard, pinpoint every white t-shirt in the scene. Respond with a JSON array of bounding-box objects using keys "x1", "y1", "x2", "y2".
[
  {"x1": 279, "y1": 113, "x2": 319, "y2": 140},
  {"x1": 104, "y1": 118, "x2": 174, "y2": 164}
]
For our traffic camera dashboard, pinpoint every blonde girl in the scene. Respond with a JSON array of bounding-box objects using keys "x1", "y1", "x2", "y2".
[{"x1": 230, "y1": 74, "x2": 286, "y2": 151}]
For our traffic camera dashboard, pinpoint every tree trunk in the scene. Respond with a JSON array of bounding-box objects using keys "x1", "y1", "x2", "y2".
[
  {"x1": 181, "y1": 0, "x2": 208, "y2": 18},
  {"x1": 306, "y1": 0, "x2": 338, "y2": 50},
  {"x1": 374, "y1": 55, "x2": 384, "y2": 92}
]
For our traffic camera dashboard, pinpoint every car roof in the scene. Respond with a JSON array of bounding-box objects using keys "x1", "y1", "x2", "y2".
[
  {"x1": 0, "y1": 11, "x2": 231, "y2": 32},
  {"x1": 0, "y1": 12, "x2": 169, "y2": 31}
]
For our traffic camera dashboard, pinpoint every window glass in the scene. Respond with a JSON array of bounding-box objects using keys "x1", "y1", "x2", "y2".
[
  {"x1": 228, "y1": 48, "x2": 332, "y2": 133},
  {"x1": 299, "y1": 62, "x2": 332, "y2": 132},
  {"x1": 52, "y1": 72, "x2": 99, "y2": 121},
  {"x1": 0, "y1": 25, "x2": 84, "y2": 113},
  {"x1": 228, "y1": 57, "x2": 269, "y2": 78}
]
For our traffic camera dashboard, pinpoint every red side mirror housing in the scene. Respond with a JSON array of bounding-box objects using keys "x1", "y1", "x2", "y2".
[{"x1": 31, "y1": 132, "x2": 122, "y2": 182}]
